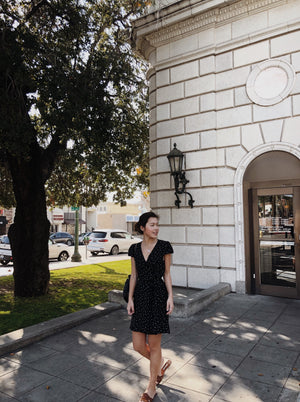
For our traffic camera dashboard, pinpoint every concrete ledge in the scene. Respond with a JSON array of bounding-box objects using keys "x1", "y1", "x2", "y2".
[
  {"x1": 109, "y1": 282, "x2": 232, "y2": 318},
  {"x1": 0, "y1": 302, "x2": 120, "y2": 357}
]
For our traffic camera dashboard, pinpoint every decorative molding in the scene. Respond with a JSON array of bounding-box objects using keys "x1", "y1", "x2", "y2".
[
  {"x1": 246, "y1": 59, "x2": 296, "y2": 106},
  {"x1": 234, "y1": 142, "x2": 300, "y2": 293},
  {"x1": 145, "y1": 0, "x2": 286, "y2": 47}
]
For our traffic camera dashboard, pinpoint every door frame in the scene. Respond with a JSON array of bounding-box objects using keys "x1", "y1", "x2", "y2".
[{"x1": 247, "y1": 184, "x2": 300, "y2": 299}]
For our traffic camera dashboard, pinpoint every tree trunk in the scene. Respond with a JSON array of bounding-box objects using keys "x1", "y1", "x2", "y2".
[{"x1": 8, "y1": 149, "x2": 50, "y2": 297}]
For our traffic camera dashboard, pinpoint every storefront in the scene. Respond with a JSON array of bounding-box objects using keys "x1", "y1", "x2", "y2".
[{"x1": 132, "y1": 0, "x2": 300, "y2": 298}]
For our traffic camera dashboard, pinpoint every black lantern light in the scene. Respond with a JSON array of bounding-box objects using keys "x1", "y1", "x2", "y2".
[{"x1": 167, "y1": 144, "x2": 195, "y2": 208}]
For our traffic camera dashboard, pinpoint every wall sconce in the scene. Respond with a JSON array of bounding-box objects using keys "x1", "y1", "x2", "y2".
[{"x1": 167, "y1": 144, "x2": 195, "y2": 208}]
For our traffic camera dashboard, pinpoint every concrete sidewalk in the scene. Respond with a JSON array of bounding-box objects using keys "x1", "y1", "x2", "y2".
[{"x1": 0, "y1": 293, "x2": 299, "y2": 401}]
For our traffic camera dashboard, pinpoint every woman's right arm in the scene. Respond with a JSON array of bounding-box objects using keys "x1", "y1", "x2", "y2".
[{"x1": 127, "y1": 257, "x2": 137, "y2": 316}]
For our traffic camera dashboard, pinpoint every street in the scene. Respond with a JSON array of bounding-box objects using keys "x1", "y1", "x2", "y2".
[{"x1": 0, "y1": 245, "x2": 130, "y2": 277}]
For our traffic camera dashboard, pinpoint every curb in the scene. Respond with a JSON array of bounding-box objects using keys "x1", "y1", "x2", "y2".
[{"x1": 0, "y1": 302, "x2": 121, "y2": 357}]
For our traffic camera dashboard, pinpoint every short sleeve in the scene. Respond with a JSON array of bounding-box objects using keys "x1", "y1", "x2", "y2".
[
  {"x1": 128, "y1": 243, "x2": 135, "y2": 257},
  {"x1": 163, "y1": 240, "x2": 173, "y2": 255}
]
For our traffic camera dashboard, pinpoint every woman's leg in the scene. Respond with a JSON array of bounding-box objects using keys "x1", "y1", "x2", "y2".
[
  {"x1": 145, "y1": 334, "x2": 162, "y2": 398},
  {"x1": 132, "y1": 331, "x2": 150, "y2": 359}
]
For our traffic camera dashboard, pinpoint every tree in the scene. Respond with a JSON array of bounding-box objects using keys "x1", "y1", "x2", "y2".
[{"x1": 0, "y1": 0, "x2": 150, "y2": 297}]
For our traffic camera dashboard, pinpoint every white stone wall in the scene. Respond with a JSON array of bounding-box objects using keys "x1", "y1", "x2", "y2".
[{"x1": 133, "y1": 0, "x2": 300, "y2": 292}]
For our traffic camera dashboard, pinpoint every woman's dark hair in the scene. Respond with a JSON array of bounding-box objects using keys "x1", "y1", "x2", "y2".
[{"x1": 135, "y1": 212, "x2": 159, "y2": 234}]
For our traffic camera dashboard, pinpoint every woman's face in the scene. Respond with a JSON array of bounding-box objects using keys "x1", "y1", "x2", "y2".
[{"x1": 142, "y1": 217, "x2": 159, "y2": 239}]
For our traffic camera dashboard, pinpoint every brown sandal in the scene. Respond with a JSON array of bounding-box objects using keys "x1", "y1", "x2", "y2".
[
  {"x1": 156, "y1": 359, "x2": 172, "y2": 384},
  {"x1": 139, "y1": 392, "x2": 156, "y2": 402}
]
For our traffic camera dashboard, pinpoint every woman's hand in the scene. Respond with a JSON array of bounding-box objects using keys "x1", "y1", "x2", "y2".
[
  {"x1": 127, "y1": 299, "x2": 135, "y2": 316},
  {"x1": 166, "y1": 296, "x2": 174, "y2": 315}
]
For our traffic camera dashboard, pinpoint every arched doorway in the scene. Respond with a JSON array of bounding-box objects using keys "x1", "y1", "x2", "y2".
[{"x1": 243, "y1": 151, "x2": 300, "y2": 299}]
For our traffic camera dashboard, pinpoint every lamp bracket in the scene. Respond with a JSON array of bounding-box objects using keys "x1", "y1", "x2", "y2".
[{"x1": 172, "y1": 171, "x2": 195, "y2": 208}]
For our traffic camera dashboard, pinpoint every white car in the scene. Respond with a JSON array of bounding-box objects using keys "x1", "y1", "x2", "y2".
[
  {"x1": 87, "y1": 229, "x2": 142, "y2": 256},
  {"x1": 48, "y1": 240, "x2": 70, "y2": 261}
]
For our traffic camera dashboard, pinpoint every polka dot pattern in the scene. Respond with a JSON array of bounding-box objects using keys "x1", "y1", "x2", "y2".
[{"x1": 128, "y1": 240, "x2": 173, "y2": 335}]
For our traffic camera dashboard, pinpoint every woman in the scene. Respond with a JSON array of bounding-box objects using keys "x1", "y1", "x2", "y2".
[{"x1": 127, "y1": 211, "x2": 174, "y2": 402}]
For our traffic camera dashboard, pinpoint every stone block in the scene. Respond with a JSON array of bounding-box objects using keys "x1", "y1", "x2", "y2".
[
  {"x1": 150, "y1": 158, "x2": 157, "y2": 175},
  {"x1": 203, "y1": 246, "x2": 220, "y2": 267},
  {"x1": 190, "y1": 187, "x2": 218, "y2": 206},
  {"x1": 215, "y1": 24, "x2": 231, "y2": 45},
  {"x1": 216, "y1": 52, "x2": 233, "y2": 73},
  {"x1": 187, "y1": 226, "x2": 219, "y2": 244},
  {"x1": 170, "y1": 33, "x2": 199, "y2": 57},
  {"x1": 184, "y1": 169, "x2": 200, "y2": 187},
  {"x1": 271, "y1": 30, "x2": 300, "y2": 58},
  {"x1": 202, "y1": 207, "x2": 218, "y2": 225},
  {"x1": 149, "y1": 125, "x2": 156, "y2": 142},
  {"x1": 157, "y1": 117, "x2": 184, "y2": 138},
  {"x1": 253, "y1": 98, "x2": 292, "y2": 122},
  {"x1": 156, "y1": 190, "x2": 177, "y2": 208},
  {"x1": 171, "y1": 266, "x2": 187, "y2": 288},
  {"x1": 187, "y1": 149, "x2": 217, "y2": 169},
  {"x1": 220, "y1": 246, "x2": 236, "y2": 268},
  {"x1": 218, "y1": 186, "x2": 234, "y2": 205},
  {"x1": 157, "y1": 43, "x2": 170, "y2": 62},
  {"x1": 150, "y1": 175, "x2": 157, "y2": 192},
  {"x1": 216, "y1": 89, "x2": 234, "y2": 110},
  {"x1": 217, "y1": 127, "x2": 240, "y2": 147},
  {"x1": 281, "y1": 116, "x2": 300, "y2": 145},
  {"x1": 291, "y1": 52, "x2": 300, "y2": 73},
  {"x1": 186, "y1": 111, "x2": 216, "y2": 132},
  {"x1": 201, "y1": 168, "x2": 217, "y2": 186},
  {"x1": 201, "y1": 93, "x2": 216, "y2": 112},
  {"x1": 185, "y1": 74, "x2": 215, "y2": 97},
  {"x1": 217, "y1": 168, "x2": 235, "y2": 186},
  {"x1": 172, "y1": 245, "x2": 202, "y2": 266},
  {"x1": 171, "y1": 207, "x2": 201, "y2": 225},
  {"x1": 235, "y1": 86, "x2": 251, "y2": 106},
  {"x1": 216, "y1": 66, "x2": 250, "y2": 91},
  {"x1": 232, "y1": 11, "x2": 268, "y2": 38},
  {"x1": 155, "y1": 208, "x2": 171, "y2": 225},
  {"x1": 156, "y1": 173, "x2": 171, "y2": 190},
  {"x1": 241, "y1": 123, "x2": 264, "y2": 151},
  {"x1": 217, "y1": 148, "x2": 226, "y2": 166},
  {"x1": 156, "y1": 69, "x2": 170, "y2": 87},
  {"x1": 170, "y1": 133, "x2": 200, "y2": 152},
  {"x1": 158, "y1": 225, "x2": 186, "y2": 243},
  {"x1": 157, "y1": 82, "x2": 184, "y2": 104},
  {"x1": 156, "y1": 138, "x2": 171, "y2": 156},
  {"x1": 234, "y1": 41, "x2": 269, "y2": 68},
  {"x1": 291, "y1": 73, "x2": 300, "y2": 95},
  {"x1": 170, "y1": 61, "x2": 199, "y2": 83},
  {"x1": 198, "y1": 28, "x2": 215, "y2": 48},
  {"x1": 201, "y1": 130, "x2": 217, "y2": 149},
  {"x1": 156, "y1": 104, "x2": 170, "y2": 121},
  {"x1": 171, "y1": 97, "x2": 199, "y2": 118},
  {"x1": 220, "y1": 269, "x2": 236, "y2": 291},
  {"x1": 292, "y1": 94, "x2": 300, "y2": 116},
  {"x1": 188, "y1": 267, "x2": 220, "y2": 289},
  {"x1": 149, "y1": 91, "x2": 156, "y2": 109},
  {"x1": 157, "y1": 155, "x2": 170, "y2": 173},
  {"x1": 219, "y1": 226, "x2": 235, "y2": 245},
  {"x1": 219, "y1": 206, "x2": 235, "y2": 225},
  {"x1": 225, "y1": 146, "x2": 248, "y2": 168},
  {"x1": 217, "y1": 105, "x2": 252, "y2": 128},
  {"x1": 260, "y1": 120, "x2": 283, "y2": 143},
  {"x1": 269, "y1": 1, "x2": 300, "y2": 28},
  {"x1": 200, "y1": 55, "x2": 215, "y2": 75}
]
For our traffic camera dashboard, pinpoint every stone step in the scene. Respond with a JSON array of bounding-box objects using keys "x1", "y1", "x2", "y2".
[{"x1": 108, "y1": 282, "x2": 231, "y2": 318}]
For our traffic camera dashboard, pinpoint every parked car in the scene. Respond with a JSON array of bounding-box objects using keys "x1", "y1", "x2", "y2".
[
  {"x1": 0, "y1": 235, "x2": 13, "y2": 265},
  {"x1": 49, "y1": 232, "x2": 74, "y2": 246},
  {"x1": 87, "y1": 229, "x2": 142, "y2": 255},
  {"x1": 78, "y1": 232, "x2": 92, "y2": 245},
  {"x1": 48, "y1": 240, "x2": 70, "y2": 261}
]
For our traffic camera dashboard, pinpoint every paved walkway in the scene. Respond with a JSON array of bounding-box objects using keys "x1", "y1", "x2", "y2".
[{"x1": 0, "y1": 293, "x2": 299, "y2": 401}]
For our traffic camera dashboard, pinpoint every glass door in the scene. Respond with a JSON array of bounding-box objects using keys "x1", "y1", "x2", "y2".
[{"x1": 252, "y1": 187, "x2": 300, "y2": 298}]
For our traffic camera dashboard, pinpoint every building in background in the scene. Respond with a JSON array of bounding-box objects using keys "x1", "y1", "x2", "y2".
[{"x1": 133, "y1": 0, "x2": 300, "y2": 299}]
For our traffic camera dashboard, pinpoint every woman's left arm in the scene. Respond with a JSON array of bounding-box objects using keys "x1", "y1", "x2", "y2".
[{"x1": 164, "y1": 253, "x2": 174, "y2": 315}]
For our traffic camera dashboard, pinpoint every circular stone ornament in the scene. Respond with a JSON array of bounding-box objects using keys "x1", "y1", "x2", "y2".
[{"x1": 246, "y1": 59, "x2": 296, "y2": 106}]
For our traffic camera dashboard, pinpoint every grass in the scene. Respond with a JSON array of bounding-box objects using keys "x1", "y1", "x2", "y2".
[{"x1": 0, "y1": 260, "x2": 131, "y2": 336}]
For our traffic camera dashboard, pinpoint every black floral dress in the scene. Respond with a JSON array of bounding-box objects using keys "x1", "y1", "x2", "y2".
[{"x1": 128, "y1": 239, "x2": 173, "y2": 335}]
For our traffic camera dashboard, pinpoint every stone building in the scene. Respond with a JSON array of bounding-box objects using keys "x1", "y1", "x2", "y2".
[{"x1": 132, "y1": 0, "x2": 300, "y2": 298}]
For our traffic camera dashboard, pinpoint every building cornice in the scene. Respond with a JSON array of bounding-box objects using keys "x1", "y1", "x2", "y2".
[{"x1": 133, "y1": 0, "x2": 286, "y2": 56}]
